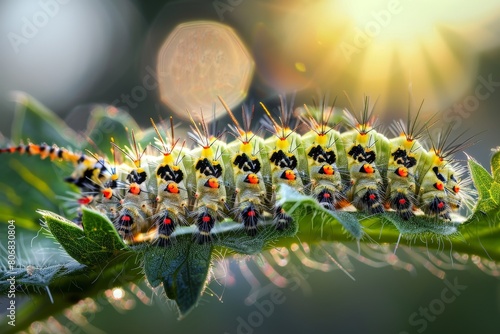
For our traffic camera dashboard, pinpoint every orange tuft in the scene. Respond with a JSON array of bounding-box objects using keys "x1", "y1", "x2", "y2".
[
  {"x1": 284, "y1": 170, "x2": 296, "y2": 180},
  {"x1": 78, "y1": 196, "x2": 93, "y2": 205},
  {"x1": 434, "y1": 182, "x2": 444, "y2": 191},
  {"x1": 322, "y1": 165, "x2": 334, "y2": 175},
  {"x1": 363, "y1": 164, "x2": 374, "y2": 174},
  {"x1": 246, "y1": 173, "x2": 260, "y2": 184},
  {"x1": 396, "y1": 167, "x2": 408, "y2": 177},
  {"x1": 206, "y1": 177, "x2": 220, "y2": 188},
  {"x1": 167, "y1": 183, "x2": 180, "y2": 194},
  {"x1": 129, "y1": 183, "x2": 141, "y2": 195},
  {"x1": 102, "y1": 188, "x2": 113, "y2": 199}
]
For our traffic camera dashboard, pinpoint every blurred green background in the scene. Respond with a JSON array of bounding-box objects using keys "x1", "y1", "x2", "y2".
[{"x1": 1, "y1": 0, "x2": 500, "y2": 333}]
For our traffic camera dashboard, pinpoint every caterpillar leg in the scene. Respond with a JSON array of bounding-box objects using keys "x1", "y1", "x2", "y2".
[
  {"x1": 426, "y1": 196, "x2": 451, "y2": 221},
  {"x1": 359, "y1": 188, "x2": 384, "y2": 214},
  {"x1": 115, "y1": 209, "x2": 138, "y2": 241},
  {"x1": 274, "y1": 206, "x2": 292, "y2": 231},
  {"x1": 390, "y1": 191, "x2": 415, "y2": 220},
  {"x1": 194, "y1": 208, "x2": 216, "y2": 244},
  {"x1": 240, "y1": 202, "x2": 260, "y2": 236},
  {"x1": 154, "y1": 212, "x2": 177, "y2": 247}
]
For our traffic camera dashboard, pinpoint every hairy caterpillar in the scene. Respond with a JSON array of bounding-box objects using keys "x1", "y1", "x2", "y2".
[{"x1": 0, "y1": 97, "x2": 474, "y2": 246}]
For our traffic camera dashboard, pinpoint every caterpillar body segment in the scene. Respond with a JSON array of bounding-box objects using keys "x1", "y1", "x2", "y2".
[
  {"x1": 188, "y1": 112, "x2": 228, "y2": 243},
  {"x1": 220, "y1": 97, "x2": 269, "y2": 235},
  {"x1": 416, "y1": 150, "x2": 453, "y2": 220},
  {"x1": 260, "y1": 99, "x2": 305, "y2": 230},
  {"x1": 385, "y1": 129, "x2": 426, "y2": 219},
  {"x1": 341, "y1": 101, "x2": 385, "y2": 215},
  {"x1": 414, "y1": 125, "x2": 476, "y2": 220},
  {"x1": 384, "y1": 102, "x2": 438, "y2": 219},
  {"x1": 385, "y1": 137, "x2": 418, "y2": 219},
  {"x1": 299, "y1": 104, "x2": 346, "y2": 210},
  {"x1": 107, "y1": 130, "x2": 167, "y2": 242},
  {"x1": 150, "y1": 119, "x2": 189, "y2": 245}
]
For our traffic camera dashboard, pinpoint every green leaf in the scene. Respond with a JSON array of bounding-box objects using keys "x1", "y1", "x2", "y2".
[
  {"x1": 143, "y1": 234, "x2": 212, "y2": 318},
  {"x1": 141, "y1": 216, "x2": 297, "y2": 317},
  {"x1": 214, "y1": 220, "x2": 297, "y2": 254},
  {"x1": 40, "y1": 208, "x2": 128, "y2": 266},
  {"x1": 379, "y1": 212, "x2": 460, "y2": 236},
  {"x1": 491, "y1": 147, "x2": 500, "y2": 183},
  {"x1": 465, "y1": 157, "x2": 500, "y2": 225},
  {"x1": 278, "y1": 185, "x2": 363, "y2": 240},
  {"x1": 0, "y1": 223, "x2": 143, "y2": 333}
]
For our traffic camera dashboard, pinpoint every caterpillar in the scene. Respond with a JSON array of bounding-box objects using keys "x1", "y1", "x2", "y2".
[{"x1": 0, "y1": 97, "x2": 474, "y2": 246}]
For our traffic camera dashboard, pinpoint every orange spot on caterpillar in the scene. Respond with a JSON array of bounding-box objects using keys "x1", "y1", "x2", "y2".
[
  {"x1": 283, "y1": 170, "x2": 296, "y2": 180},
  {"x1": 368, "y1": 193, "x2": 376, "y2": 201},
  {"x1": 102, "y1": 188, "x2": 113, "y2": 199},
  {"x1": 167, "y1": 183, "x2": 180, "y2": 193},
  {"x1": 437, "y1": 201, "x2": 445, "y2": 209},
  {"x1": 396, "y1": 167, "x2": 408, "y2": 177},
  {"x1": 205, "y1": 177, "x2": 220, "y2": 188},
  {"x1": 129, "y1": 183, "x2": 141, "y2": 195},
  {"x1": 453, "y1": 185, "x2": 460, "y2": 193},
  {"x1": 321, "y1": 165, "x2": 334, "y2": 175},
  {"x1": 434, "y1": 182, "x2": 444, "y2": 191},
  {"x1": 78, "y1": 196, "x2": 93, "y2": 205},
  {"x1": 245, "y1": 173, "x2": 260, "y2": 184},
  {"x1": 362, "y1": 164, "x2": 374, "y2": 174}
]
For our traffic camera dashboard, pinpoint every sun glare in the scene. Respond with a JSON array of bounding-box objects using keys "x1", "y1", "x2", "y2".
[{"x1": 238, "y1": 0, "x2": 500, "y2": 115}]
